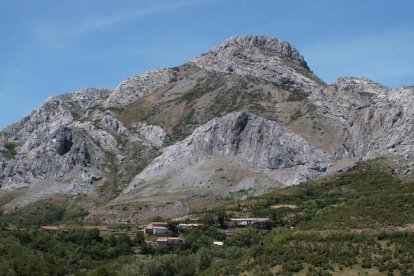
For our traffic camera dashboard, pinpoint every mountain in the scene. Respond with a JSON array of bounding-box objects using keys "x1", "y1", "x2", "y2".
[{"x1": 0, "y1": 35, "x2": 413, "y2": 223}]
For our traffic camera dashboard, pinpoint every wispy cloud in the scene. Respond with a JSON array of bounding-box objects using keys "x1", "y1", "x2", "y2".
[
  {"x1": 35, "y1": 0, "x2": 212, "y2": 39},
  {"x1": 302, "y1": 28, "x2": 414, "y2": 87}
]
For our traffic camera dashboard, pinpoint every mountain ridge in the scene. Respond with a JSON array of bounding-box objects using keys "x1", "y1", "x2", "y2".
[{"x1": 0, "y1": 35, "x2": 412, "y2": 223}]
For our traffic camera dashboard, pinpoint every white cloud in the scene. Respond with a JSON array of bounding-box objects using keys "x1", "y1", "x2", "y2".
[{"x1": 34, "y1": 0, "x2": 212, "y2": 40}]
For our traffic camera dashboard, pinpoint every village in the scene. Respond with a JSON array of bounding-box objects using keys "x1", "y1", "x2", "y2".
[
  {"x1": 139, "y1": 217, "x2": 270, "y2": 247},
  {"x1": 37, "y1": 217, "x2": 271, "y2": 248}
]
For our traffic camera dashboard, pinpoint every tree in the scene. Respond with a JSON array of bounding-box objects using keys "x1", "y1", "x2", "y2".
[
  {"x1": 135, "y1": 231, "x2": 145, "y2": 246},
  {"x1": 225, "y1": 227, "x2": 260, "y2": 247},
  {"x1": 201, "y1": 213, "x2": 215, "y2": 226},
  {"x1": 141, "y1": 243, "x2": 154, "y2": 255},
  {"x1": 216, "y1": 208, "x2": 228, "y2": 228},
  {"x1": 167, "y1": 221, "x2": 179, "y2": 234}
]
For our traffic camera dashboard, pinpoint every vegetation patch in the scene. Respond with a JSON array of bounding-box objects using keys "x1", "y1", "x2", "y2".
[
  {"x1": 286, "y1": 89, "x2": 308, "y2": 101},
  {"x1": 290, "y1": 108, "x2": 304, "y2": 121},
  {"x1": 358, "y1": 91, "x2": 375, "y2": 98},
  {"x1": 205, "y1": 159, "x2": 414, "y2": 231},
  {"x1": 2, "y1": 142, "x2": 19, "y2": 160},
  {"x1": 0, "y1": 196, "x2": 88, "y2": 227},
  {"x1": 98, "y1": 143, "x2": 160, "y2": 199}
]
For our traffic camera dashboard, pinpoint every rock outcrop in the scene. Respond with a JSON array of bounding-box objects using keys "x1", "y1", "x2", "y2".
[
  {"x1": 335, "y1": 85, "x2": 414, "y2": 162},
  {"x1": 0, "y1": 88, "x2": 112, "y2": 191},
  {"x1": 192, "y1": 35, "x2": 323, "y2": 93},
  {"x1": 0, "y1": 87, "x2": 167, "y2": 199},
  {"x1": 123, "y1": 112, "x2": 331, "y2": 196},
  {"x1": 104, "y1": 68, "x2": 176, "y2": 108}
]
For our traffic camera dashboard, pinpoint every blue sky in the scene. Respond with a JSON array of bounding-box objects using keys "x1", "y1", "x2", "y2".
[{"x1": 1, "y1": 0, "x2": 413, "y2": 129}]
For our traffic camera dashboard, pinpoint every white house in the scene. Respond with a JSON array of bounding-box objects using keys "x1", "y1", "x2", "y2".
[
  {"x1": 142, "y1": 221, "x2": 170, "y2": 234},
  {"x1": 178, "y1": 223, "x2": 202, "y2": 230},
  {"x1": 143, "y1": 226, "x2": 169, "y2": 235},
  {"x1": 230, "y1": 218, "x2": 270, "y2": 228}
]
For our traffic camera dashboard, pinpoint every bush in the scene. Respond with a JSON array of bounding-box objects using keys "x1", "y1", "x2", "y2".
[{"x1": 225, "y1": 228, "x2": 260, "y2": 247}]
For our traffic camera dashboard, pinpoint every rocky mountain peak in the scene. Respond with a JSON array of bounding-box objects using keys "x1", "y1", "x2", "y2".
[
  {"x1": 216, "y1": 35, "x2": 309, "y2": 69},
  {"x1": 192, "y1": 35, "x2": 321, "y2": 91}
]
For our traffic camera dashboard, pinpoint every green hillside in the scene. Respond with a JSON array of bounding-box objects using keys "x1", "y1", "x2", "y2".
[{"x1": 1, "y1": 159, "x2": 413, "y2": 275}]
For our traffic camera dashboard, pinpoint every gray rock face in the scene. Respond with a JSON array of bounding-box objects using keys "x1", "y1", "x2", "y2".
[
  {"x1": 129, "y1": 122, "x2": 168, "y2": 148},
  {"x1": 104, "y1": 68, "x2": 175, "y2": 108},
  {"x1": 0, "y1": 88, "x2": 112, "y2": 191},
  {"x1": 187, "y1": 112, "x2": 331, "y2": 171},
  {"x1": 335, "y1": 86, "x2": 414, "y2": 162},
  {"x1": 192, "y1": 35, "x2": 322, "y2": 93},
  {"x1": 304, "y1": 75, "x2": 413, "y2": 172},
  {"x1": 332, "y1": 77, "x2": 390, "y2": 95},
  {"x1": 0, "y1": 86, "x2": 167, "y2": 196},
  {"x1": 309, "y1": 77, "x2": 385, "y2": 126},
  {"x1": 123, "y1": 112, "x2": 331, "y2": 198},
  {"x1": 93, "y1": 110, "x2": 131, "y2": 138}
]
